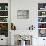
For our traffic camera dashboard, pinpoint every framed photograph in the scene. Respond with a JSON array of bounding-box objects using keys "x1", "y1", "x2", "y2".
[{"x1": 17, "y1": 10, "x2": 29, "y2": 19}]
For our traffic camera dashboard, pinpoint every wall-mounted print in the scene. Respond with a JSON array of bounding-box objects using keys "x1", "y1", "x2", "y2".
[
  {"x1": 38, "y1": 29, "x2": 46, "y2": 37},
  {"x1": 17, "y1": 10, "x2": 29, "y2": 19}
]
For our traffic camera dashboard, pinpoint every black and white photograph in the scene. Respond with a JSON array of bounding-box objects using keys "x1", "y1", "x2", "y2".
[{"x1": 17, "y1": 10, "x2": 29, "y2": 19}]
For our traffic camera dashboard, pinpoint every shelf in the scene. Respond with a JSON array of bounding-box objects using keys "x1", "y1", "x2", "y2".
[
  {"x1": 0, "y1": 16, "x2": 8, "y2": 17},
  {"x1": 38, "y1": 28, "x2": 46, "y2": 29},
  {"x1": 38, "y1": 22, "x2": 46, "y2": 23},
  {"x1": 38, "y1": 16, "x2": 46, "y2": 17},
  {"x1": 0, "y1": 10, "x2": 8, "y2": 11},
  {"x1": 38, "y1": 10, "x2": 46, "y2": 11},
  {"x1": 0, "y1": 22, "x2": 8, "y2": 23}
]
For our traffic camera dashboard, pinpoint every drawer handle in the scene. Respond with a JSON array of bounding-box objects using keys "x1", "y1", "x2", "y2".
[
  {"x1": 43, "y1": 39, "x2": 45, "y2": 40},
  {"x1": 1, "y1": 39, "x2": 3, "y2": 40}
]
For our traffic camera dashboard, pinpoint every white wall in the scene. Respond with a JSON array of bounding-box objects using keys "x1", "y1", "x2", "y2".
[
  {"x1": 11, "y1": 0, "x2": 46, "y2": 29},
  {"x1": 11, "y1": 0, "x2": 38, "y2": 30},
  {"x1": 11, "y1": 0, "x2": 46, "y2": 46}
]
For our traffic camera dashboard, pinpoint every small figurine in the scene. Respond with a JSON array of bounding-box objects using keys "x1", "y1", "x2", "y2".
[
  {"x1": 11, "y1": 23, "x2": 16, "y2": 30},
  {"x1": 29, "y1": 25, "x2": 35, "y2": 30}
]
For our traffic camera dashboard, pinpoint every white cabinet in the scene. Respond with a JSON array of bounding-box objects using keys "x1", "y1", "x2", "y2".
[
  {"x1": 0, "y1": 0, "x2": 11, "y2": 45},
  {"x1": 0, "y1": 35, "x2": 8, "y2": 45},
  {"x1": 37, "y1": 3, "x2": 46, "y2": 46},
  {"x1": 38, "y1": 38, "x2": 46, "y2": 46},
  {"x1": 0, "y1": 0, "x2": 8, "y2": 45},
  {"x1": 38, "y1": 3, "x2": 46, "y2": 37}
]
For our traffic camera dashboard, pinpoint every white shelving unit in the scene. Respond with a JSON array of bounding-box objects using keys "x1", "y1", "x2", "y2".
[
  {"x1": 38, "y1": 3, "x2": 46, "y2": 37},
  {"x1": 0, "y1": 3, "x2": 8, "y2": 35},
  {"x1": 0, "y1": 3, "x2": 9, "y2": 45}
]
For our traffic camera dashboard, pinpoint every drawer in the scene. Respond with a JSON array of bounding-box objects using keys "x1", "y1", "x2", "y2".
[{"x1": 0, "y1": 37, "x2": 8, "y2": 45}]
